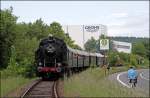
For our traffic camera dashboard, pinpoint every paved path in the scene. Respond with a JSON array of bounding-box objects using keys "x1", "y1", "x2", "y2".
[{"x1": 108, "y1": 69, "x2": 149, "y2": 95}]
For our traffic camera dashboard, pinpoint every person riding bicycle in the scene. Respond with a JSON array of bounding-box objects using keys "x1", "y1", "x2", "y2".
[{"x1": 127, "y1": 66, "x2": 138, "y2": 87}]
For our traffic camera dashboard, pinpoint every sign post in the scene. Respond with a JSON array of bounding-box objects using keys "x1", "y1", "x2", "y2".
[
  {"x1": 100, "y1": 39, "x2": 109, "y2": 50},
  {"x1": 100, "y1": 39, "x2": 109, "y2": 75}
]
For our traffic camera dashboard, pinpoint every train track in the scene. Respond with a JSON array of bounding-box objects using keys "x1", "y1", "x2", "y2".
[{"x1": 21, "y1": 79, "x2": 59, "y2": 98}]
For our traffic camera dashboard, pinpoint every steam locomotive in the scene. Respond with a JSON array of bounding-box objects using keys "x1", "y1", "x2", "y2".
[{"x1": 35, "y1": 36, "x2": 104, "y2": 78}]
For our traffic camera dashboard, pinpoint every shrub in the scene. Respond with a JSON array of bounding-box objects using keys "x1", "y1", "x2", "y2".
[{"x1": 108, "y1": 51, "x2": 118, "y2": 66}]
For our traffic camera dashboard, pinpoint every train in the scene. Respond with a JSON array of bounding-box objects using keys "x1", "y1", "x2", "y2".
[{"x1": 35, "y1": 36, "x2": 104, "y2": 79}]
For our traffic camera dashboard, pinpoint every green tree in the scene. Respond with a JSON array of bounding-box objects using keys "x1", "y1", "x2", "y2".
[
  {"x1": 118, "y1": 52, "x2": 130, "y2": 63},
  {"x1": 49, "y1": 22, "x2": 65, "y2": 39},
  {"x1": 100, "y1": 34, "x2": 106, "y2": 39},
  {"x1": 108, "y1": 51, "x2": 118, "y2": 66},
  {"x1": 6, "y1": 21, "x2": 39, "y2": 76},
  {"x1": 7, "y1": 46, "x2": 18, "y2": 71},
  {"x1": 0, "y1": 7, "x2": 17, "y2": 68},
  {"x1": 48, "y1": 22, "x2": 81, "y2": 49},
  {"x1": 84, "y1": 37, "x2": 97, "y2": 52},
  {"x1": 129, "y1": 54, "x2": 138, "y2": 67},
  {"x1": 27, "y1": 18, "x2": 49, "y2": 40},
  {"x1": 132, "y1": 42, "x2": 146, "y2": 57},
  {"x1": 142, "y1": 41, "x2": 150, "y2": 59}
]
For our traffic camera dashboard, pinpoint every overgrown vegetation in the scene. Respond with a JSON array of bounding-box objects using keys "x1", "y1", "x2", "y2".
[
  {"x1": 0, "y1": 7, "x2": 81, "y2": 77},
  {"x1": 64, "y1": 67, "x2": 148, "y2": 97},
  {"x1": 1, "y1": 76, "x2": 36, "y2": 96}
]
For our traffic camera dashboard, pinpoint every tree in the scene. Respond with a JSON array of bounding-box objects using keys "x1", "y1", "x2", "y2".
[
  {"x1": 129, "y1": 54, "x2": 138, "y2": 67},
  {"x1": 13, "y1": 23, "x2": 39, "y2": 66},
  {"x1": 26, "y1": 18, "x2": 49, "y2": 40},
  {"x1": 132, "y1": 42, "x2": 146, "y2": 58},
  {"x1": 142, "y1": 41, "x2": 150, "y2": 59},
  {"x1": 84, "y1": 37, "x2": 97, "y2": 52},
  {"x1": 108, "y1": 51, "x2": 118, "y2": 66},
  {"x1": 49, "y1": 22, "x2": 66, "y2": 39},
  {"x1": 0, "y1": 7, "x2": 17, "y2": 68},
  {"x1": 100, "y1": 34, "x2": 106, "y2": 39},
  {"x1": 49, "y1": 22, "x2": 81, "y2": 49}
]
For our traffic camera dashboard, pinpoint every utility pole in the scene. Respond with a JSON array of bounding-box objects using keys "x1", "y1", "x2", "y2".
[
  {"x1": 83, "y1": 25, "x2": 85, "y2": 50},
  {"x1": 129, "y1": 32, "x2": 131, "y2": 67},
  {"x1": 67, "y1": 25, "x2": 68, "y2": 34}
]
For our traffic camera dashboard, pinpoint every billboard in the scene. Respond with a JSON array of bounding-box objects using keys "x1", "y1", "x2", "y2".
[
  {"x1": 83, "y1": 25, "x2": 107, "y2": 40},
  {"x1": 112, "y1": 40, "x2": 132, "y2": 53},
  {"x1": 100, "y1": 39, "x2": 109, "y2": 50},
  {"x1": 84, "y1": 25, "x2": 100, "y2": 32}
]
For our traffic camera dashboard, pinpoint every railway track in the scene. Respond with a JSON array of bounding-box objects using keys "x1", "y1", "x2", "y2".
[{"x1": 21, "y1": 79, "x2": 59, "y2": 98}]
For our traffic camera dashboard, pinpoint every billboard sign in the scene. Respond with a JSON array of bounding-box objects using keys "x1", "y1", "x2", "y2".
[
  {"x1": 84, "y1": 25, "x2": 100, "y2": 32},
  {"x1": 100, "y1": 39, "x2": 109, "y2": 50},
  {"x1": 112, "y1": 40, "x2": 132, "y2": 53}
]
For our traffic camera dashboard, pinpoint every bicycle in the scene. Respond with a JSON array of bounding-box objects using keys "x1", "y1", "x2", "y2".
[{"x1": 129, "y1": 78, "x2": 137, "y2": 88}]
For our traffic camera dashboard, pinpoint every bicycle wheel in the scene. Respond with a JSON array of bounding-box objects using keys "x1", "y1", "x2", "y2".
[{"x1": 131, "y1": 83, "x2": 134, "y2": 88}]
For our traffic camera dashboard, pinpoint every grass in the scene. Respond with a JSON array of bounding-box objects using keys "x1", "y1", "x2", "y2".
[
  {"x1": 0, "y1": 75, "x2": 36, "y2": 97},
  {"x1": 64, "y1": 67, "x2": 147, "y2": 97}
]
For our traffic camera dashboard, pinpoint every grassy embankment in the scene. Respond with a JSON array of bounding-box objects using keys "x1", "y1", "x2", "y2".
[
  {"x1": 0, "y1": 70, "x2": 36, "y2": 97},
  {"x1": 64, "y1": 66, "x2": 147, "y2": 97}
]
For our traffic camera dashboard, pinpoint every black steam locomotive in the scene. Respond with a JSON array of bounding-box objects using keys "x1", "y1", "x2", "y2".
[{"x1": 35, "y1": 36, "x2": 104, "y2": 78}]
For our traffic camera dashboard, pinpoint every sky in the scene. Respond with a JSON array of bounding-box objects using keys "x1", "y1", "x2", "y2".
[{"x1": 1, "y1": 1, "x2": 149, "y2": 38}]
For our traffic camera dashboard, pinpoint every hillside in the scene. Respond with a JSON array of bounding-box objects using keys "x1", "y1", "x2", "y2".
[{"x1": 108, "y1": 36, "x2": 149, "y2": 44}]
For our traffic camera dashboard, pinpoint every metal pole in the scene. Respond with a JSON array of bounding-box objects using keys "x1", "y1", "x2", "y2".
[
  {"x1": 99, "y1": 27, "x2": 100, "y2": 52},
  {"x1": 129, "y1": 32, "x2": 131, "y2": 66},
  {"x1": 44, "y1": 59, "x2": 45, "y2": 67},
  {"x1": 104, "y1": 50, "x2": 106, "y2": 76},
  {"x1": 67, "y1": 25, "x2": 68, "y2": 34},
  {"x1": 83, "y1": 25, "x2": 85, "y2": 50},
  {"x1": 55, "y1": 59, "x2": 56, "y2": 67},
  {"x1": 104, "y1": 50, "x2": 106, "y2": 65}
]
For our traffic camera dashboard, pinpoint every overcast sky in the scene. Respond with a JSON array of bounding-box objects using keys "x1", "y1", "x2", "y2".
[{"x1": 1, "y1": 1, "x2": 149, "y2": 38}]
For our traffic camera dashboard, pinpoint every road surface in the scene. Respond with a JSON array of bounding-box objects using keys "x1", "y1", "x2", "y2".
[{"x1": 108, "y1": 69, "x2": 149, "y2": 95}]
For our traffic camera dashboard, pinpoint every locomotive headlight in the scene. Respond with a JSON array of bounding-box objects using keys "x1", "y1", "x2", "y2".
[
  {"x1": 39, "y1": 62, "x2": 42, "y2": 66},
  {"x1": 47, "y1": 45, "x2": 55, "y2": 53},
  {"x1": 57, "y1": 63, "x2": 61, "y2": 67}
]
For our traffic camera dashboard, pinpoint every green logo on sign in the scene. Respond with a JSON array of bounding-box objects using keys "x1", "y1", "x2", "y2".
[{"x1": 101, "y1": 39, "x2": 107, "y2": 46}]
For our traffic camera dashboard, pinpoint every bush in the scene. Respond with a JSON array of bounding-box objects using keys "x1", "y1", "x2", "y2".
[
  {"x1": 24, "y1": 64, "x2": 36, "y2": 78},
  {"x1": 108, "y1": 51, "x2": 118, "y2": 66},
  {"x1": 1, "y1": 45, "x2": 36, "y2": 78},
  {"x1": 129, "y1": 54, "x2": 138, "y2": 67},
  {"x1": 107, "y1": 51, "x2": 146, "y2": 68}
]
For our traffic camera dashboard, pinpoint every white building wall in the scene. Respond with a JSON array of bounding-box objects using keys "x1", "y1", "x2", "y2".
[{"x1": 62, "y1": 24, "x2": 107, "y2": 48}]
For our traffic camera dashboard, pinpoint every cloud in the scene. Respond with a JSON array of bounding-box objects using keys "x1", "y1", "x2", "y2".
[
  {"x1": 107, "y1": 12, "x2": 149, "y2": 37},
  {"x1": 107, "y1": 22, "x2": 125, "y2": 27},
  {"x1": 112, "y1": 13, "x2": 128, "y2": 18}
]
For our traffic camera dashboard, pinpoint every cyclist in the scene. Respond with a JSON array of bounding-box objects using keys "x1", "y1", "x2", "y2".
[{"x1": 127, "y1": 66, "x2": 138, "y2": 87}]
